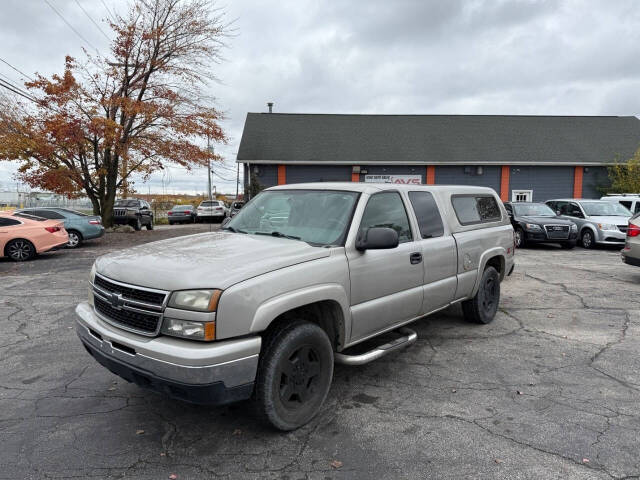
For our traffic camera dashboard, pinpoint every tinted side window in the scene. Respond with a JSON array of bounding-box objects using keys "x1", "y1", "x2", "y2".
[
  {"x1": 359, "y1": 192, "x2": 412, "y2": 243},
  {"x1": 0, "y1": 217, "x2": 21, "y2": 226},
  {"x1": 569, "y1": 203, "x2": 583, "y2": 217},
  {"x1": 452, "y1": 195, "x2": 501, "y2": 225},
  {"x1": 36, "y1": 210, "x2": 65, "y2": 219},
  {"x1": 408, "y1": 191, "x2": 444, "y2": 239},
  {"x1": 635, "y1": 203, "x2": 640, "y2": 214},
  {"x1": 620, "y1": 201, "x2": 632, "y2": 210}
]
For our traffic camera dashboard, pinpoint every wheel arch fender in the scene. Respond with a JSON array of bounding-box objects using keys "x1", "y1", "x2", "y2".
[
  {"x1": 470, "y1": 248, "x2": 506, "y2": 297},
  {"x1": 580, "y1": 224, "x2": 597, "y2": 237},
  {"x1": 249, "y1": 284, "x2": 350, "y2": 350}
]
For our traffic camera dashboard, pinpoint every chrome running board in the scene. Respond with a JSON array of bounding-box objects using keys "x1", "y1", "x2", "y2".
[{"x1": 335, "y1": 327, "x2": 418, "y2": 366}]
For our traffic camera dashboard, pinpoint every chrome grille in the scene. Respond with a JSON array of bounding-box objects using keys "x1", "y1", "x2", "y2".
[
  {"x1": 544, "y1": 224, "x2": 570, "y2": 239},
  {"x1": 92, "y1": 274, "x2": 167, "y2": 336},
  {"x1": 114, "y1": 208, "x2": 126, "y2": 216}
]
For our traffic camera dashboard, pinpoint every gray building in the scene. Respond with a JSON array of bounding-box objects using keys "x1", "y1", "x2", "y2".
[{"x1": 237, "y1": 113, "x2": 640, "y2": 202}]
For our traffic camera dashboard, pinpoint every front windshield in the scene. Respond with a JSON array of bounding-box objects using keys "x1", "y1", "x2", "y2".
[
  {"x1": 513, "y1": 203, "x2": 556, "y2": 217},
  {"x1": 114, "y1": 200, "x2": 139, "y2": 207},
  {"x1": 581, "y1": 201, "x2": 631, "y2": 217},
  {"x1": 226, "y1": 190, "x2": 360, "y2": 246}
]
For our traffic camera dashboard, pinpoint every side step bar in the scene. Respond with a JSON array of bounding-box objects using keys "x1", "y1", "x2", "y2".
[{"x1": 334, "y1": 327, "x2": 418, "y2": 366}]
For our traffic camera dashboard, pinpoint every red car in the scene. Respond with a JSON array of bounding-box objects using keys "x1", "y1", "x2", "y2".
[{"x1": 0, "y1": 211, "x2": 69, "y2": 261}]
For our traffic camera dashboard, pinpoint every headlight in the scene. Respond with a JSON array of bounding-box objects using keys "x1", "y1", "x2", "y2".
[
  {"x1": 161, "y1": 318, "x2": 215, "y2": 341},
  {"x1": 168, "y1": 289, "x2": 222, "y2": 312},
  {"x1": 597, "y1": 223, "x2": 615, "y2": 231},
  {"x1": 571, "y1": 223, "x2": 578, "y2": 232},
  {"x1": 525, "y1": 223, "x2": 542, "y2": 231}
]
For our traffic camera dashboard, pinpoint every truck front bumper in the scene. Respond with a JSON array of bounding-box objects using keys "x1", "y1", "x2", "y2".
[{"x1": 75, "y1": 302, "x2": 260, "y2": 405}]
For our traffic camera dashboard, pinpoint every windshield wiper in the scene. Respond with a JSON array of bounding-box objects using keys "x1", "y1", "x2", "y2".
[
  {"x1": 254, "y1": 231, "x2": 302, "y2": 241},
  {"x1": 223, "y1": 226, "x2": 248, "y2": 234}
]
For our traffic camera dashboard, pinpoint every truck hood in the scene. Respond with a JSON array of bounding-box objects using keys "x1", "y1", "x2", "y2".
[
  {"x1": 587, "y1": 215, "x2": 631, "y2": 224},
  {"x1": 94, "y1": 231, "x2": 330, "y2": 291}
]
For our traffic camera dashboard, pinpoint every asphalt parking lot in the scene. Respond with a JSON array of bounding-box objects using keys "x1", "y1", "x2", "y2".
[{"x1": 1, "y1": 230, "x2": 639, "y2": 480}]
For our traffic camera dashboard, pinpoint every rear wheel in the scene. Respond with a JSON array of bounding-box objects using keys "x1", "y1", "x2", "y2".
[
  {"x1": 66, "y1": 230, "x2": 82, "y2": 248},
  {"x1": 255, "y1": 321, "x2": 334, "y2": 431},
  {"x1": 581, "y1": 230, "x2": 594, "y2": 249},
  {"x1": 6, "y1": 239, "x2": 36, "y2": 262},
  {"x1": 462, "y1": 266, "x2": 500, "y2": 324}
]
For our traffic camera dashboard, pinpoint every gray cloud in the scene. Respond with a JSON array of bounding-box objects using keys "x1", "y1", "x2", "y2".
[{"x1": 1, "y1": 0, "x2": 639, "y2": 195}]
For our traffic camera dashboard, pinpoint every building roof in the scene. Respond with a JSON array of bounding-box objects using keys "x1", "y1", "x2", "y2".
[{"x1": 237, "y1": 113, "x2": 640, "y2": 166}]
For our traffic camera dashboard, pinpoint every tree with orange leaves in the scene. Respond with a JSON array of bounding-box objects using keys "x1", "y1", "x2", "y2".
[{"x1": 0, "y1": 0, "x2": 227, "y2": 227}]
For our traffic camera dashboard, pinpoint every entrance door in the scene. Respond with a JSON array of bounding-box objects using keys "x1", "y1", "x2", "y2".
[{"x1": 512, "y1": 190, "x2": 533, "y2": 202}]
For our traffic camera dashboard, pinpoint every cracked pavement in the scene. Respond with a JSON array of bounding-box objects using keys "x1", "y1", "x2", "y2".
[{"x1": 1, "y1": 231, "x2": 640, "y2": 479}]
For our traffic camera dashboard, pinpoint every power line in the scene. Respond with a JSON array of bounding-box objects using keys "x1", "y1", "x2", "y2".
[
  {"x1": 0, "y1": 57, "x2": 34, "y2": 81},
  {"x1": 44, "y1": 0, "x2": 100, "y2": 54},
  {"x1": 74, "y1": 0, "x2": 110, "y2": 41},
  {"x1": 0, "y1": 78, "x2": 38, "y2": 103},
  {"x1": 99, "y1": 0, "x2": 116, "y2": 22}
]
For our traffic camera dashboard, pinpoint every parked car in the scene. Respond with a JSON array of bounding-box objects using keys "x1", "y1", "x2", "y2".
[
  {"x1": 600, "y1": 194, "x2": 640, "y2": 215},
  {"x1": 112, "y1": 199, "x2": 153, "y2": 230},
  {"x1": 545, "y1": 199, "x2": 632, "y2": 248},
  {"x1": 168, "y1": 205, "x2": 196, "y2": 224},
  {"x1": 15, "y1": 207, "x2": 103, "y2": 248},
  {"x1": 503, "y1": 202, "x2": 577, "y2": 248},
  {"x1": 196, "y1": 200, "x2": 228, "y2": 222},
  {"x1": 621, "y1": 213, "x2": 640, "y2": 267},
  {"x1": 76, "y1": 183, "x2": 515, "y2": 430},
  {"x1": 0, "y1": 212, "x2": 68, "y2": 261},
  {"x1": 230, "y1": 201, "x2": 244, "y2": 217}
]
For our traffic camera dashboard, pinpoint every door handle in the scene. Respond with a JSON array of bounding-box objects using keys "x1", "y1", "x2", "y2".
[{"x1": 410, "y1": 252, "x2": 422, "y2": 265}]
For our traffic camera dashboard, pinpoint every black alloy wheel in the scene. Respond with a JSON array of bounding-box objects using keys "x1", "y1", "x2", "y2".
[{"x1": 6, "y1": 239, "x2": 36, "y2": 262}]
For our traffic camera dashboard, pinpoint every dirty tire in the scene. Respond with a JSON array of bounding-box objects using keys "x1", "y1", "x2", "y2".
[
  {"x1": 581, "y1": 230, "x2": 594, "y2": 249},
  {"x1": 255, "y1": 321, "x2": 334, "y2": 431},
  {"x1": 134, "y1": 217, "x2": 142, "y2": 231},
  {"x1": 5, "y1": 239, "x2": 36, "y2": 262},
  {"x1": 462, "y1": 266, "x2": 500, "y2": 324},
  {"x1": 146, "y1": 218, "x2": 153, "y2": 230}
]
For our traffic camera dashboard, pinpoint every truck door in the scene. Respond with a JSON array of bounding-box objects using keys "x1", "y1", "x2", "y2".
[
  {"x1": 347, "y1": 191, "x2": 423, "y2": 341},
  {"x1": 407, "y1": 191, "x2": 457, "y2": 313}
]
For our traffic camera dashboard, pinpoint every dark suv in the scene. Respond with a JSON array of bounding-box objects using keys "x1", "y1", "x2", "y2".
[
  {"x1": 504, "y1": 202, "x2": 577, "y2": 248},
  {"x1": 112, "y1": 199, "x2": 153, "y2": 230}
]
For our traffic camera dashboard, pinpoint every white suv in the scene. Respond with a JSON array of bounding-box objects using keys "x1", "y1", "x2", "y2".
[
  {"x1": 601, "y1": 194, "x2": 640, "y2": 216},
  {"x1": 196, "y1": 200, "x2": 228, "y2": 222}
]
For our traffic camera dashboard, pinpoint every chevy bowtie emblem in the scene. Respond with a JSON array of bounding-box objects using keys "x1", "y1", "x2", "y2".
[{"x1": 109, "y1": 292, "x2": 124, "y2": 310}]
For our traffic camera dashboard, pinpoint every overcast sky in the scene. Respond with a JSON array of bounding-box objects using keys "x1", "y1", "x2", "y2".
[{"x1": 1, "y1": 0, "x2": 640, "y2": 195}]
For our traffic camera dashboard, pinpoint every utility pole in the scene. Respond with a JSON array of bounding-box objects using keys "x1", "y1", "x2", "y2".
[
  {"x1": 207, "y1": 137, "x2": 213, "y2": 201},
  {"x1": 236, "y1": 161, "x2": 240, "y2": 199}
]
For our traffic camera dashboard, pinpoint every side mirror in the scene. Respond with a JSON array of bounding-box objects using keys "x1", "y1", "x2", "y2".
[
  {"x1": 355, "y1": 227, "x2": 399, "y2": 251},
  {"x1": 221, "y1": 217, "x2": 231, "y2": 227},
  {"x1": 556, "y1": 210, "x2": 562, "y2": 216}
]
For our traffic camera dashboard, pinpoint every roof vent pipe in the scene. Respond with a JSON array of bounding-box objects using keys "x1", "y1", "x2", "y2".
[{"x1": 267, "y1": 102, "x2": 273, "y2": 113}]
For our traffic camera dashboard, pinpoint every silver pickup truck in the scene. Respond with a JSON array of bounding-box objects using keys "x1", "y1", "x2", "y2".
[{"x1": 76, "y1": 183, "x2": 515, "y2": 430}]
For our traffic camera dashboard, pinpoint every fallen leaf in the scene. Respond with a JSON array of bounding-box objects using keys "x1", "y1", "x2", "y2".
[
  {"x1": 331, "y1": 460, "x2": 343, "y2": 469},
  {"x1": 169, "y1": 474, "x2": 178, "y2": 479},
  {"x1": 108, "y1": 387, "x2": 116, "y2": 391},
  {"x1": 160, "y1": 452, "x2": 166, "y2": 457},
  {"x1": 136, "y1": 430, "x2": 145, "y2": 435},
  {"x1": 451, "y1": 389, "x2": 457, "y2": 393},
  {"x1": 233, "y1": 429, "x2": 242, "y2": 436},
  {"x1": 494, "y1": 459, "x2": 504, "y2": 464},
  {"x1": 547, "y1": 314, "x2": 554, "y2": 318},
  {"x1": 516, "y1": 391, "x2": 523, "y2": 395},
  {"x1": 582, "y1": 458, "x2": 589, "y2": 463},
  {"x1": 528, "y1": 382, "x2": 535, "y2": 386}
]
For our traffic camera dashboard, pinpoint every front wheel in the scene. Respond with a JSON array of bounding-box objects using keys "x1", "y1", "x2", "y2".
[
  {"x1": 146, "y1": 218, "x2": 153, "y2": 230},
  {"x1": 6, "y1": 239, "x2": 36, "y2": 262},
  {"x1": 133, "y1": 217, "x2": 142, "y2": 231},
  {"x1": 462, "y1": 266, "x2": 500, "y2": 324},
  {"x1": 581, "y1": 230, "x2": 594, "y2": 249},
  {"x1": 255, "y1": 321, "x2": 334, "y2": 431},
  {"x1": 514, "y1": 227, "x2": 525, "y2": 248}
]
